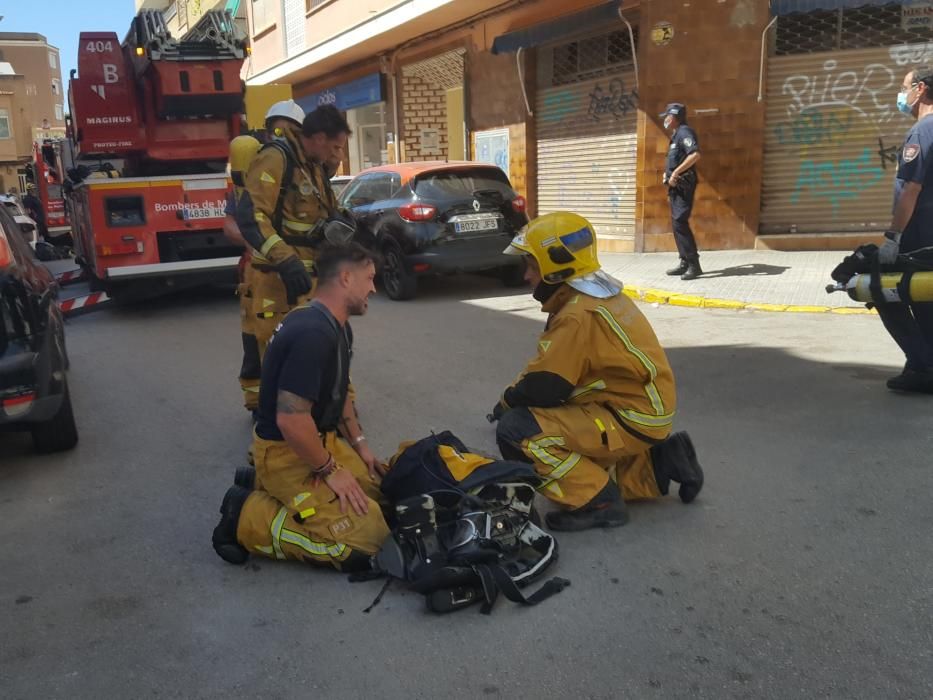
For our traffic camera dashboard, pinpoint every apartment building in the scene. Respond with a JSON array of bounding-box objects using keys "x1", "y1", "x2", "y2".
[{"x1": 0, "y1": 33, "x2": 65, "y2": 142}]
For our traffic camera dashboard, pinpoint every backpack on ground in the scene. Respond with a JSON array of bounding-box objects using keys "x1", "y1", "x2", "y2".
[{"x1": 365, "y1": 431, "x2": 569, "y2": 614}]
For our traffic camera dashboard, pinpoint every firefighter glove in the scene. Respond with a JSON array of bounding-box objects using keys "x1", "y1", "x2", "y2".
[
  {"x1": 878, "y1": 231, "x2": 901, "y2": 265},
  {"x1": 487, "y1": 398, "x2": 508, "y2": 423},
  {"x1": 276, "y1": 256, "x2": 313, "y2": 305}
]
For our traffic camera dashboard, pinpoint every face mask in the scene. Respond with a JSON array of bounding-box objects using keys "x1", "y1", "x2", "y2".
[
  {"x1": 663, "y1": 116, "x2": 674, "y2": 130},
  {"x1": 897, "y1": 89, "x2": 916, "y2": 116}
]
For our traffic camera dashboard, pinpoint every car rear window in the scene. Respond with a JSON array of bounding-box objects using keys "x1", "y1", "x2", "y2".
[{"x1": 413, "y1": 169, "x2": 514, "y2": 200}]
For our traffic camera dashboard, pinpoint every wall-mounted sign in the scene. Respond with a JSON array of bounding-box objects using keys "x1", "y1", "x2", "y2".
[
  {"x1": 474, "y1": 128, "x2": 510, "y2": 178},
  {"x1": 651, "y1": 21, "x2": 674, "y2": 46},
  {"x1": 297, "y1": 73, "x2": 385, "y2": 113},
  {"x1": 420, "y1": 128, "x2": 440, "y2": 155},
  {"x1": 902, "y1": 2, "x2": 933, "y2": 31}
]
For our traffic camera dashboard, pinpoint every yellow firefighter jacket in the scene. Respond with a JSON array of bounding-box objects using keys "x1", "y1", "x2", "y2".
[
  {"x1": 503, "y1": 284, "x2": 677, "y2": 443},
  {"x1": 243, "y1": 126, "x2": 338, "y2": 268}
]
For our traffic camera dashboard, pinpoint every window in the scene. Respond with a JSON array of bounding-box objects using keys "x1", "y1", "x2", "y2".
[
  {"x1": 341, "y1": 173, "x2": 397, "y2": 208},
  {"x1": 413, "y1": 168, "x2": 513, "y2": 200},
  {"x1": 0, "y1": 110, "x2": 11, "y2": 140},
  {"x1": 105, "y1": 197, "x2": 146, "y2": 227},
  {"x1": 51, "y1": 79, "x2": 60, "y2": 96},
  {"x1": 309, "y1": 0, "x2": 332, "y2": 9},
  {"x1": 55, "y1": 104, "x2": 64, "y2": 121},
  {"x1": 25, "y1": 84, "x2": 37, "y2": 97},
  {"x1": 776, "y1": 5, "x2": 931, "y2": 55},
  {"x1": 252, "y1": 0, "x2": 275, "y2": 32},
  {"x1": 550, "y1": 29, "x2": 639, "y2": 86},
  {"x1": 48, "y1": 51, "x2": 57, "y2": 70},
  {"x1": 163, "y1": 1, "x2": 178, "y2": 23}
]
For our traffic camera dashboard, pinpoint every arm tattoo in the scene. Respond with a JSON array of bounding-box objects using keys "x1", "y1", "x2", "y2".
[{"x1": 276, "y1": 390, "x2": 312, "y2": 415}]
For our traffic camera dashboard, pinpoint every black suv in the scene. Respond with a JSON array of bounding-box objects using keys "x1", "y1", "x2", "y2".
[
  {"x1": 0, "y1": 206, "x2": 77, "y2": 452},
  {"x1": 339, "y1": 162, "x2": 528, "y2": 300}
]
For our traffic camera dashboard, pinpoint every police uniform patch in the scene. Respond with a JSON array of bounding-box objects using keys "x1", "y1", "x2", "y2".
[
  {"x1": 683, "y1": 137, "x2": 694, "y2": 148},
  {"x1": 299, "y1": 180, "x2": 313, "y2": 196},
  {"x1": 903, "y1": 144, "x2": 920, "y2": 163},
  {"x1": 329, "y1": 517, "x2": 354, "y2": 538}
]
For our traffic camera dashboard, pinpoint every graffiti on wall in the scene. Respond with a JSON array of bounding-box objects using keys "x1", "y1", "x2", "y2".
[
  {"x1": 587, "y1": 79, "x2": 638, "y2": 122},
  {"x1": 771, "y1": 50, "x2": 919, "y2": 216}
]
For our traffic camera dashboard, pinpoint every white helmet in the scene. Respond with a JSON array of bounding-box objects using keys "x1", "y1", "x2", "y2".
[{"x1": 265, "y1": 100, "x2": 305, "y2": 128}]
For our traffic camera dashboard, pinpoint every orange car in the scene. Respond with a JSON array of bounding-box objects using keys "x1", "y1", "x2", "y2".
[{"x1": 339, "y1": 161, "x2": 528, "y2": 300}]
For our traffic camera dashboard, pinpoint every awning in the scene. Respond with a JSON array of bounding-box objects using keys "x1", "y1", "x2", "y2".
[
  {"x1": 771, "y1": 0, "x2": 909, "y2": 15},
  {"x1": 491, "y1": 1, "x2": 623, "y2": 55}
]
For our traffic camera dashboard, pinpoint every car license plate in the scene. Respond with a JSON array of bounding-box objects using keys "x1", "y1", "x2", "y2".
[
  {"x1": 185, "y1": 205, "x2": 225, "y2": 221},
  {"x1": 454, "y1": 218, "x2": 498, "y2": 233}
]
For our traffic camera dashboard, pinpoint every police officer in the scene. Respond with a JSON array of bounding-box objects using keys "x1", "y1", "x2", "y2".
[
  {"x1": 235, "y1": 104, "x2": 352, "y2": 363},
  {"x1": 876, "y1": 66, "x2": 933, "y2": 394},
  {"x1": 660, "y1": 103, "x2": 702, "y2": 281},
  {"x1": 489, "y1": 212, "x2": 704, "y2": 531},
  {"x1": 212, "y1": 243, "x2": 390, "y2": 571}
]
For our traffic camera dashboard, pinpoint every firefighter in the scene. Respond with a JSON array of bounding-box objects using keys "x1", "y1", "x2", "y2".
[
  {"x1": 212, "y1": 243, "x2": 389, "y2": 571},
  {"x1": 235, "y1": 103, "x2": 352, "y2": 362},
  {"x1": 489, "y1": 212, "x2": 704, "y2": 531},
  {"x1": 876, "y1": 67, "x2": 933, "y2": 394}
]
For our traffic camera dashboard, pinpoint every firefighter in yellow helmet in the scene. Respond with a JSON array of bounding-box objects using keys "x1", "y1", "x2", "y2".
[
  {"x1": 233, "y1": 103, "x2": 354, "y2": 365},
  {"x1": 489, "y1": 212, "x2": 704, "y2": 531},
  {"x1": 223, "y1": 135, "x2": 263, "y2": 411}
]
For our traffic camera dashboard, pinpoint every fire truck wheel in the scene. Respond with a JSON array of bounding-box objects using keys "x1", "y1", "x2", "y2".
[{"x1": 32, "y1": 380, "x2": 79, "y2": 453}]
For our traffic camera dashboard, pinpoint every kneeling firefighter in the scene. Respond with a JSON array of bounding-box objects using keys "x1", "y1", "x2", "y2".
[
  {"x1": 212, "y1": 243, "x2": 390, "y2": 571},
  {"x1": 488, "y1": 212, "x2": 704, "y2": 531}
]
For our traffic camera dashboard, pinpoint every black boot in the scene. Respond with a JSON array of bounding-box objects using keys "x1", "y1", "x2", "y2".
[
  {"x1": 666, "y1": 259, "x2": 688, "y2": 276},
  {"x1": 886, "y1": 368, "x2": 933, "y2": 394},
  {"x1": 651, "y1": 431, "x2": 704, "y2": 503},
  {"x1": 681, "y1": 260, "x2": 702, "y2": 281},
  {"x1": 545, "y1": 481, "x2": 629, "y2": 531},
  {"x1": 234, "y1": 466, "x2": 256, "y2": 490},
  {"x1": 212, "y1": 486, "x2": 251, "y2": 564}
]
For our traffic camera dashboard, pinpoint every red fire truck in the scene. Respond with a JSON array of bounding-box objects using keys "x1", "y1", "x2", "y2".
[
  {"x1": 65, "y1": 9, "x2": 247, "y2": 300},
  {"x1": 32, "y1": 140, "x2": 71, "y2": 240}
]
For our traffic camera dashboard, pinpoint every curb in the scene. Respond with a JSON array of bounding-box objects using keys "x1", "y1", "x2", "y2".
[{"x1": 622, "y1": 285, "x2": 875, "y2": 315}]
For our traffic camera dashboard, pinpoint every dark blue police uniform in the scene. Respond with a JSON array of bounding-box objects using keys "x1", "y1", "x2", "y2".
[
  {"x1": 876, "y1": 114, "x2": 933, "y2": 373},
  {"x1": 665, "y1": 122, "x2": 700, "y2": 264}
]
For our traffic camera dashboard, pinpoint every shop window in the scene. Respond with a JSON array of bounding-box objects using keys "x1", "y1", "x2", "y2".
[
  {"x1": 0, "y1": 110, "x2": 10, "y2": 140},
  {"x1": 775, "y1": 5, "x2": 931, "y2": 55},
  {"x1": 105, "y1": 196, "x2": 145, "y2": 227}
]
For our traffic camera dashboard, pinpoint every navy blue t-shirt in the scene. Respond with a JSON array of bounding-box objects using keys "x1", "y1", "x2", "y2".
[
  {"x1": 254, "y1": 304, "x2": 352, "y2": 440},
  {"x1": 665, "y1": 124, "x2": 700, "y2": 178},
  {"x1": 895, "y1": 116, "x2": 933, "y2": 212}
]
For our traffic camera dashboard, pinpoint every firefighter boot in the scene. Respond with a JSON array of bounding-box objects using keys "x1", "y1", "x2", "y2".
[
  {"x1": 234, "y1": 466, "x2": 256, "y2": 490},
  {"x1": 666, "y1": 259, "x2": 688, "y2": 276},
  {"x1": 651, "y1": 431, "x2": 704, "y2": 503},
  {"x1": 681, "y1": 260, "x2": 703, "y2": 281},
  {"x1": 545, "y1": 481, "x2": 629, "y2": 531},
  {"x1": 212, "y1": 486, "x2": 251, "y2": 564}
]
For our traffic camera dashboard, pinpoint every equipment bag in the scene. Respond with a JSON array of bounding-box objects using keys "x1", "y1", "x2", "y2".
[{"x1": 369, "y1": 432, "x2": 569, "y2": 614}]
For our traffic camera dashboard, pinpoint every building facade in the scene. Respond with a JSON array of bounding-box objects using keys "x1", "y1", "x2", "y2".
[
  {"x1": 242, "y1": 0, "x2": 930, "y2": 252},
  {"x1": 0, "y1": 64, "x2": 33, "y2": 193},
  {"x1": 0, "y1": 33, "x2": 66, "y2": 142}
]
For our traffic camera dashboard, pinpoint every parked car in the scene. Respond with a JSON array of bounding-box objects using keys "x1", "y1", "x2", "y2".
[
  {"x1": 0, "y1": 205, "x2": 77, "y2": 453},
  {"x1": 0, "y1": 194, "x2": 39, "y2": 249},
  {"x1": 330, "y1": 175, "x2": 353, "y2": 199},
  {"x1": 338, "y1": 161, "x2": 528, "y2": 300}
]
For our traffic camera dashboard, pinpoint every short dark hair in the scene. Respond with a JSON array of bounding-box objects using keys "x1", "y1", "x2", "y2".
[
  {"x1": 303, "y1": 105, "x2": 352, "y2": 139},
  {"x1": 913, "y1": 66, "x2": 933, "y2": 90},
  {"x1": 315, "y1": 242, "x2": 378, "y2": 285}
]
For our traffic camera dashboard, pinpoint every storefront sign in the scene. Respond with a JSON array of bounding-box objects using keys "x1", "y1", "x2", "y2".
[
  {"x1": 651, "y1": 21, "x2": 674, "y2": 46},
  {"x1": 297, "y1": 73, "x2": 385, "y2": 113},
  {"x1": 474, "y1": 128, "x2": 510, "y2": 178},
  {"x1": 902, "y1": 2, "x2": 933, "y2": 31}
]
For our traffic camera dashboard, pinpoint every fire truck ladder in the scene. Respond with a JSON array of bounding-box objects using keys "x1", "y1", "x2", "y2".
[{"x1": 130, "y1": 9, "x2": 245, "y2": 62}]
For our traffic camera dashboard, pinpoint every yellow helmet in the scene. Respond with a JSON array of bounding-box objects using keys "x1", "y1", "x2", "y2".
[
  {"x1": 504, "y1": 211, "x2": 600, "y2": 284},
  {"x1": 229, "y1": 135, "x2": 261, "y2": 175}
]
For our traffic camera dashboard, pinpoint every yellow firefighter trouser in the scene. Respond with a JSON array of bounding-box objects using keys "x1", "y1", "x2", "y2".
[
  {"x1": 236, "y1": 432, "x2": 389, "y2": 569},
  {"x1": 237, "y1": 263, "x2": 261, "y2": 411},
  {"x1": 499, "y1": 404, "x2": 663, "y2": 510},
  {"x1": 250, "y1": 264, "x2": 317, "y2": 361}
]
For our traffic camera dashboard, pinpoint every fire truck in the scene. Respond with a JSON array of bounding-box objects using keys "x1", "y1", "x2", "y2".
[
  {"x1": 31, "y1": 140, "x2": 71, "y2": 240},
  {"x1": 65, "y1": 9, "x2": 247, "y2": 300}
]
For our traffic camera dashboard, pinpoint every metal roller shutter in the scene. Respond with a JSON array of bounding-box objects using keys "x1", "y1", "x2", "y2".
[
  {"x1": 536, "y1": 30, "x2": 638, "y2": 247},
  {"x1": 761, "y1": 46, "x2": 918, "y2": 234}
]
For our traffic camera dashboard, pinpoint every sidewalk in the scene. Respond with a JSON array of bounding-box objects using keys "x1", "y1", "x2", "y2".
[{"x1": 600, "y1": 250, "x2": 868, "y2": 314}]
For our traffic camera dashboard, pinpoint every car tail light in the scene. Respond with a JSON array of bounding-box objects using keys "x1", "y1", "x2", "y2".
[
  {"x1": 511, "y1": 196, "x2": 527, "y2": 214},
  {"x1": 398, "y1": 203, "x2": 437, "y2": 222},
  {"x1": 1, "y1": 391, "x2": 35, "y2": 417},
  {"x1": 0, "y1": 227, "x2": 12, "y2": 268}
]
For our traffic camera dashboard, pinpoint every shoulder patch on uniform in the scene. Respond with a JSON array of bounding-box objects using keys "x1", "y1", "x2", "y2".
[
  {"x1": 539, "y1": 340, "x2": 552, "y2": 353},
  {"x1": 260, "y1": 171, "x2": 277, "y2": 183},
  {"x1": 683, "y1": 137, "x2": 694, "y2": 148},
  {"x1": 903, "y1": 144, "x2": 920, "y2": 163}
]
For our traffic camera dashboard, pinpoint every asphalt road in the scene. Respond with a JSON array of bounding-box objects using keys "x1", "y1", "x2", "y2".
[{"x1": 1, "y1": 274, "x2": 931, "y2": 699}]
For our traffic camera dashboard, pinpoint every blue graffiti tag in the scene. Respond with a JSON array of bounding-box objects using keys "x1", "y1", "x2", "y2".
[
  {"x1": 791, "y1": 147, "x2": 885, "y2": 214},
  {"x1": 540, "y1": 90, "x2": 577, "y2": 123}
]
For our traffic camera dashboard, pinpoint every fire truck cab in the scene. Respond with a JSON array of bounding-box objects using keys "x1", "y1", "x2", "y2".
[{"x1": 66, "y1": 10, "x2": 247, "y2": 300}]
